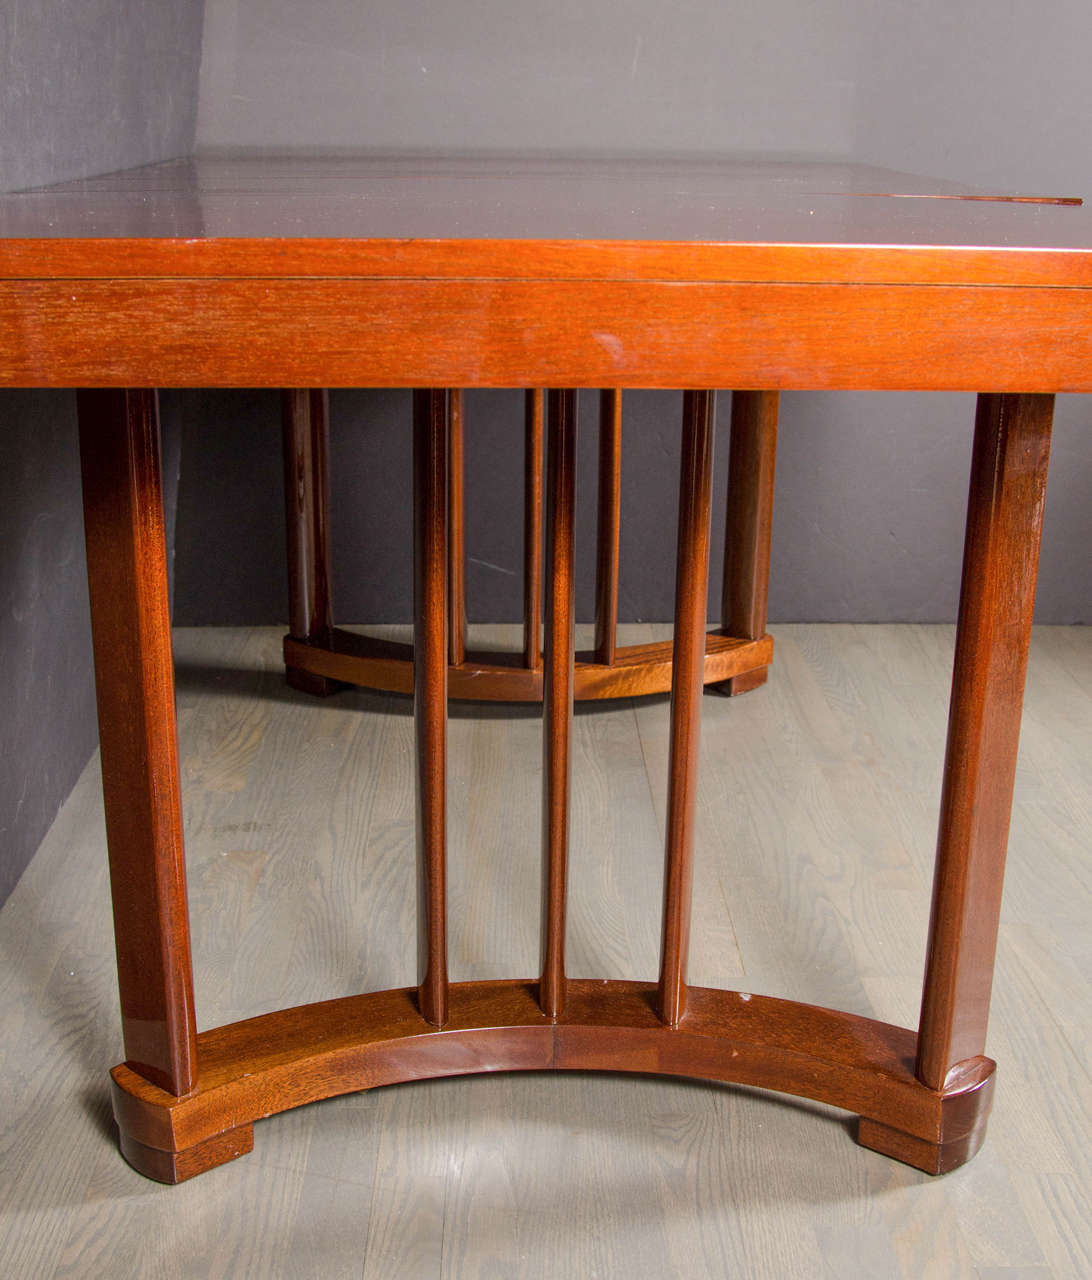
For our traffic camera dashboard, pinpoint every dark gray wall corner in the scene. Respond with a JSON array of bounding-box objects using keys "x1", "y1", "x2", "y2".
[
  {"x1": 0, "y1": 0, "x2": 205, "y2": 192},
  {"x1": 0, "y1": 393, "x2": 97, "y2": 904},
  {"x1": 0, "y1": 0, "x2": 204, "y2": 908}
]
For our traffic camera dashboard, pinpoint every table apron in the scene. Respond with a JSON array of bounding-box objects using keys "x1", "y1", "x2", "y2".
[{"x1": 2, "y1": 278, "x2": 1091, "y2": 390}]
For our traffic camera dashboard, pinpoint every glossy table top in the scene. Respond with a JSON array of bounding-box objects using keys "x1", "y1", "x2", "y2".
[
  {"x1": 1, "y1": 152, "x2": 1090, "y2": 288},
  {"x1": 3, "y1": 153, "x2": 1092, "y2": 391}
]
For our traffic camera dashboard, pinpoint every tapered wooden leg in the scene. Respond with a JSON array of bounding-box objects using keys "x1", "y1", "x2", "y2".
[
  {"x1": 657, "y1": 391, "x2": 716, "y2": 1027},
  {"x1": 77, "y1": 389, "x2": 198, "y2": 1099},
  {"x1": 719, "y1": 390, "x2": 778, "y2": 695},
  {"x1": 594, "y1": 389, "x2": 622, "y2": 667},
  {"x1": 448, "y1": 389, "x2": 468, "y2": 666},
  {"x1": 414, "y1": 389, "x2": 450, "y2": 1029},
  {"x1": 539, "y1": 390, "x2": 577, "y2": 1021},
  {"x1": 859, "y1": 392, "x2": 1054, "y2": 1172},
  {"x1": 523, "y1": 390, "x2": 544, "y2": 671},
  {"x1": 282, "y1": 389, "x2": 340, "y2": 696}
]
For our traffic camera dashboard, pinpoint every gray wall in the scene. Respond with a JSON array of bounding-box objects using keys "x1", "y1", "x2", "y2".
[
  {"x1": 195, "y1": 0, "x2": 1092, "y2": 196},
  {"x1": 178, "y1": 0, "x2": 1091, "y2": 628},
  {"x1": 0, "y1": 2, "x2": 204, "y2": 907},
  {"x1": 0, "y1": 1, "x2": 203, "y2": 192}
]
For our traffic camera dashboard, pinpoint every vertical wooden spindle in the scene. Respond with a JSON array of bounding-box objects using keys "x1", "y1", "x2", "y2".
[
  {"x1": 414, "y1": 389, "x2": 450, "y2": 1029},
  {"x1": 539, "y1": 389, "x2": 578, "y2": 1021},
  {"x1": 916, "y1": 393, "x2": 1053, "y2": 1090},
  {"x1": 448, "y1": 389, "x2": 468, "y2": 666},
  {"x1": 657, "y1": 390, "x2": 716, "y2": 1028},
  {"x1": 78, "y1": 388, "x2": 198, "y2": 1096},
  {"x1": 720, "y1": 390, "x2": 778, "y2": 694},
  {"x1": 523, "y1": 389, "x2": 544, "y2": 670},
  {"x1": 594, "y1": 389, "x2": 623, "y2": 667},
  {"x1": 282, "y1": 388, "x2": 339, "y2": 695}
]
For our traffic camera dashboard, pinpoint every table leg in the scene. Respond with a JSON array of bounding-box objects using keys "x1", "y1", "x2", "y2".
[
  {"x1": 718, "y1": 390, "x2": 778, "y2": 695},
  {"x1": 658, "y1": 390, "x2": 716, "y2": 1027},
  {"x1": 75, "y1": 386, "x2": 206, "y2": 1092},
  {"x1": 539, "y1": 390, "x2": 577, "y2": 1021},
  {"x1": 859, "y1": 392, "x2": 1054, "y2": 1173},
  {"x1": 282, "y1": 389, "x2": 340, "y2": 695},
  {"x1": 414, "y1": 389, "x2": 451, "y2": 1029},
  {"x1": 594, "y1": 388, "x2": 622, "y2": 667},
  {"x1": 448, "y1": 389, "x2": 468, "y2": 666},
  {"x1": 522, "y1": 390, "x2": 544, "y2": 671}
]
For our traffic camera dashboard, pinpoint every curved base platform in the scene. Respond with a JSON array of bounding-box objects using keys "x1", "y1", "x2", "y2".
[
  {"x1": 284, "y1": 628, "x2": 774, "y2": 702},
  {"x1": 110, "y1": 979, "x2": 995, "y2": 1184}
]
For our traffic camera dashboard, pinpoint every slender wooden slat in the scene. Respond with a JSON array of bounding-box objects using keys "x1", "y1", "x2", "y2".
[
  {"x1": 720, "y1": 389, "x2": 778, "y2": 692},
  {"x1": 915, "y1": 393, "x2": 1054, "y2": 1091},
  {"x1": 282, "y1": 388, "x2": 340, "y2": 697},
  {"x1": 539, "y1": 389, "x2": 577, "y2": 1021},
  {"x1": 413, "y1": 389, "x2": 450, "y2": 1029},
  {"x1": 448, "y1": 389, "x2": 468, "y2": 666},
  {"x1": 77, "y1": 388, "x2": 198, "y2": 1097},
  {"x1": 282, "y1": 389, "x2": 333, "y2": 641},
  {"x1": 594, "y1": 389, "x2": 623, "y2": 666},
  {"x1": 523, "y1": 389, "x2": 544, "y2": 670},
  {"x1": 657, "y1": 390, "x2": 717, "y2": 1028}
]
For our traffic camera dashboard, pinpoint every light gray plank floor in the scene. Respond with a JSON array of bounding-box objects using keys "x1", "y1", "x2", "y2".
[{"x1": 1, "y1": 624, "x2": 1089, "y2": 1279}]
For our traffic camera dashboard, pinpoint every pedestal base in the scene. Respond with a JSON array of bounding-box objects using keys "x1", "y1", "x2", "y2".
[{"x1": 107, "y1": 981, "x2": 996, "y2": 1184}]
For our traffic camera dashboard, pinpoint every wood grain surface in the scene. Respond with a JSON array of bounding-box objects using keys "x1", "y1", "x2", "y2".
[{"x1": 5, "y1": 278, "x2": 1092, "y2": 390}]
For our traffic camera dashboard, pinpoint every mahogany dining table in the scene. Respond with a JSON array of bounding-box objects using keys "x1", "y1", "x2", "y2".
[{"x1": 1, "y1": 153, "x2": 1088, "y2": 1183}]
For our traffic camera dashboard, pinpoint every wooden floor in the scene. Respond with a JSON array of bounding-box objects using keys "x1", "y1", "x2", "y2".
[{"x1": 1, "y1": 624, "x2": 1089, "y2": 1279}]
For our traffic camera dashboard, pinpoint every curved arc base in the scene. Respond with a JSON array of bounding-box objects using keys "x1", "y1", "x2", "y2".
[
  {"x1": 283, "y1": 628, "x2": 773, "y2": 703},
  {"x1": 109, "y1": 978, "x2": 995, "y2": 1184}
]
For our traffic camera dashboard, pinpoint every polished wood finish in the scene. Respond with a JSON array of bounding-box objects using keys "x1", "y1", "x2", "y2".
[
  {"x1": 77, "y1": 389, "x2": 197, "y2": 1098},
  {"x1": 284, "y1": 625, "x2": 772, "y2": 701},
  {"x1": 594, "y1": 389, "x2": 623, "y2": 666},
  {"x1": 539, "y1": 391, "x2": 578, "y2": 1020},
  {"x1": 447, "y1": 389, "x2": 468, "y2": 666},
  {"x1": 657, "y1": 391, "x2": 716, "y2": 1028},
  {"x1": 106, "y1": 977, "x2": 997, "y2": 1183},
  {"x1": 4, "y1": 153, "x2": 1090, "y2": 265},
  {"x1": 282, "y1": 388, "x2": 340, "y2": 697},
  {"x1": 915, "y1": 393, "x2": 1054, "y2": 1091},
  {"x1": 8, "y1": 278, "x2": 1092, "y2": 390},
  {"x1": 720, "y1": 390, "x2": 779, "y2": 695},
  {"x1": 9, "y1": 154, "x2": 1082, "y2": 1186},
  {"x1": 116, "y1": 1123, "x2": 255, "y2": 1186},
  {"x1": 413, "y1": 389, "x2": 450, "y2": 1029},
  {"x1": 523, "y1": 389, "x2": 544, "y2": 671}
]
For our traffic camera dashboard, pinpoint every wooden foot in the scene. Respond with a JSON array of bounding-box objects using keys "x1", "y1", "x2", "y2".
[
  {"x1": 117, "y1": 1123, "x2": 254, "y2": 1185},
  {"x1": 857, "y1": 1116, "x2": 988, "y2": 1176},
  {"x1": 286, "y1": 665, "x2": 344, "y2": 697},
  {"x1": 715, "y1": 665, "x2": 768, "y2": 696},
  {"x1": 857, "y1": 1056, "x2": 996, "y2": 1175}
]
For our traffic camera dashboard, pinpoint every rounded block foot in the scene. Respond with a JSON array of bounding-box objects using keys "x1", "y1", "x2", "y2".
[
  {"x1": 856, "y1": 1056, "x2": 996, "y2": 1175},
  {"x1": 715, "y1": 665, "x2": 768, "y2": 697},
  {"x1": 286, "y1": 665, "x2": 344, "y2": 697},
  {"x1": 118, "y1": 1122, "x2": 254, "y2": 1184},
  {"x1": 856, "y1": 1114, "x2": 988, "y2": 1175}
]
